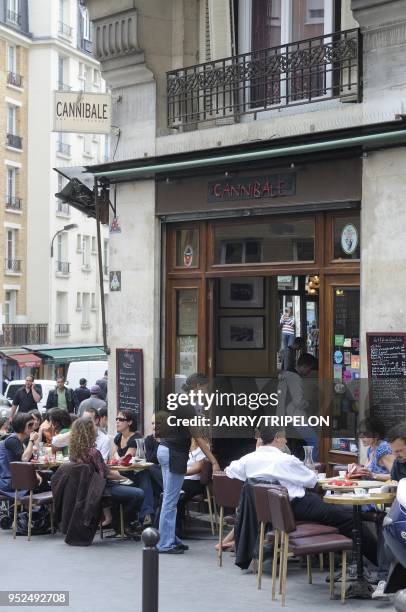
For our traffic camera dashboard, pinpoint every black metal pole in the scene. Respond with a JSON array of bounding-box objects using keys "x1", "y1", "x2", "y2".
[
  {"x1": 142, "y1": 528, "x2": 160, "y2": 612},
  {"x1": 94, "y1": 176, "x2": 109, "y2": 354}
]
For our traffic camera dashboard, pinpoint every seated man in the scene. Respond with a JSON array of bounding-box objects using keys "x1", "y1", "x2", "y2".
[{"x1": 225, "y1": 425, "x2": 377, "y2": 568}]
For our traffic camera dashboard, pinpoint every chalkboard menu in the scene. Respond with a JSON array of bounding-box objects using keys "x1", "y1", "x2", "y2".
[
  {"x1": 116, "y1": 349, "x2": 144, "y2": 434},
  {"x1": 367, "y1": 333, "x2": 406, "y2": 431}
]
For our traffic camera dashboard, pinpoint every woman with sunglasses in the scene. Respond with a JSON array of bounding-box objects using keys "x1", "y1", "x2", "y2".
[
  {"x1": 112, "y1": 409, "x2": 155, "y2": 526},
  {"x1": 0, "y1": 413, "x2": 39, "y2": 499}
]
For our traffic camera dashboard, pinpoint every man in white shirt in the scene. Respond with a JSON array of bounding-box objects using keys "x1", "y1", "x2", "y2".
[
  {"x1": 226, "y1": 426, "x2": 377, "y2": 565},
  {"x1": 82, "y1": 407, "x2": 111, "y2": 462},
  {"x1": 52, "y1": 407, "x2": 111, "y2": 462}
]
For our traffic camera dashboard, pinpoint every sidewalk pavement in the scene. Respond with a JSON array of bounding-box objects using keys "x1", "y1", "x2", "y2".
[{"x1": 0, "y1": 527, "x2": 395, "y2": 612}]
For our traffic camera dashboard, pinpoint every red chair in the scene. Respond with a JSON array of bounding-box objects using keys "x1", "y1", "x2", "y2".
[
  {"x1": 268, "y1": 489, "x2": 352, "y2": 605},
  {"x1": 212, "y1": 472, "x2": 243, "y2": 566},
  {"x1": 10, "y1": 462, "x2": 53, "y2": 541}
]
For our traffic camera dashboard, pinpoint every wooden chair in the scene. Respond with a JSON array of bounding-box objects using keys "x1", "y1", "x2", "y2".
[
  {"x1": 10, "y1": 462, "x2": 53, "y2": 541},
  {"x1": 212, "y1": 472, "x2": 243, "y2": 567},
  {"x1": 253, "y1": 483, "x2": 338, "y2": 590},
  {"x1": 268, "y1": 489, "x2": 352, "y2": 606},
  {"x1": 186, "y1": 460, "x2": 217, "y2": 535}
]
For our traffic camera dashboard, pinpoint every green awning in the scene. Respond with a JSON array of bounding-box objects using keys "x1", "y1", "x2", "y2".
[{"x1": 36, "y1": 346, "x2": 106, "y2": 364}]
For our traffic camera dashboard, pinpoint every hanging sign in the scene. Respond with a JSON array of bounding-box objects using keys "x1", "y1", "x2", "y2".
[
  {"x1": 53, "y1": 91, "x2": 111, "y2": 134},
  {"x1": 109, "y1": 217, "x2": 122, "y2": 234}
]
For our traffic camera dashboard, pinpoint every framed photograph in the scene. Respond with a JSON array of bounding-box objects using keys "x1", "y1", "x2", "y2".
[
  {"x1": 219, "y1": 277, "x2": 264, "y2": 308},
  {"x1": 219, "y1": 316, "x2": 265, "y2": 350}
]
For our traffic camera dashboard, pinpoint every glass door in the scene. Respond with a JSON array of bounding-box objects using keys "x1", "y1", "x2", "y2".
[
  {"x1": 166, "y1": 279, "x2": 206, "y2": 392},
  {"x1": 322, "y1": 275, "x2": 360, "y2": 462}
]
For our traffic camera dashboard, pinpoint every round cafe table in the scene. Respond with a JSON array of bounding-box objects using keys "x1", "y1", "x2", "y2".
[{"x1": 323, "y1": 492, "x2": 395, "y2": 598}]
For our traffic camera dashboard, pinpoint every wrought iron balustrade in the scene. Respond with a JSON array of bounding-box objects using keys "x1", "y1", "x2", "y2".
[
  {"x1": 56, "y1": 201, "x2": 70, "y2": 216},
  {"x1": 6, "y1": 133, "x2": 22, "y2": 149},
  {"x1": 5, "y1": 195, "x2": 22, "y2": 210},
  {"x1": 57, "y1": 141, "x2": 71, "y2": 156},
  {"x1": 58, "y1": 81, "x2": 72, "y2": 91},
  {"x1": 1, "y1": 324, "x2": 47, "y2": 347},
  {"x1": 7, "y1": 10, "x2": 21, "y2": 25},
  {"x1": 55, "y1": 323, "x2": 70, "y2": 335},
  {"x1": 4, "y1": 258, "x2": 21, "y2": 273},
  {"x1": 56, "y1": 261, "x2": 70, "y2": 275},
  {"x1": 167, "y1": 28, "x2": 361, "y2": 128},
  {"x1": 7, "y1": 72, "x2": 23, "y2": 87},
  {"x1": 58, "y1": 21, "x2": 72, "y2": 38}
]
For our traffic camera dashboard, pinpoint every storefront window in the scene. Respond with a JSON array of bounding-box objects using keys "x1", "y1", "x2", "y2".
[
  {"x1": 175, "y1": 289, "x2": 198, "y2": 379},
  {"x1": 333, "y1": 216, "x2": 360, "y2": 260},
  {"x1": 330, "y1": 286, "x2": 360, "y2": 454},
  {"x1": 213, "y1": 219, "x2": 314, "y2": 265},
  {"x1": 175, "y1": 229, "x2": 199, "y2": 268}
]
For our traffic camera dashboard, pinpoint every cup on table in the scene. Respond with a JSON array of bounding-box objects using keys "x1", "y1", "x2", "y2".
[
  {"x1": 317, "y1": 473, "x2": 327, "y2": 480},
  {"x1": 354, "y1": 487, "x2": 367, "y2": 497},
  {"x1": 56, "y1": 452, "x2": 64, "y2": 461},
  {"x1": 339, "y1": 470, "x2": 347, "y2": 479}
]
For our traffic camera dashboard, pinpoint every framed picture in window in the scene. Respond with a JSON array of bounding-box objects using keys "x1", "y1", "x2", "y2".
[
  {"x1": 219, "y1": 316, "x2": 265, "y2": 350},
  {"x1": 219, "y1": 277, "x2": 264, "y2": 309}
]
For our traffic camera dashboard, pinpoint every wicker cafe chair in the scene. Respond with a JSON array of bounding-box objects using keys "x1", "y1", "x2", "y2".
[
  {"x1": 10, "y1": 462, "x2": 53, "y2": 541},
  {"x1": 268, "y1": 489, "x2": 352, "y2": 606},
  {"x1": 212, "y1": 472, "x2": 243, "y2": 566}
]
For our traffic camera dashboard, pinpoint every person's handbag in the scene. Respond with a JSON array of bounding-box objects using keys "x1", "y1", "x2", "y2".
[{"x1": 16, "y1": 507, "x2": 51, "y2": 536}]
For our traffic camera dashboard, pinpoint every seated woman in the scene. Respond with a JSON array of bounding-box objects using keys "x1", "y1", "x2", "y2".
[
  {"x1": 112, "y1": 409, "x2": 155, "y2": 526},
  {"x1": 0, "y1": 413, "x2": 41, "y2": 499},
  {"x1": 176, "y1": 438, "x2": 207, "y2": 534},
  {"x1": 69, "y1": 417, "x2": 144, "y2": 537},
  {"x1": 49, "y1": 409, "x2": 73, "y2": 457},
  {"x1": 144, "y1": 412, "x2": 166, "y2": 499},
  {"x1": 348, "y1": 417, "x2": 394, "y2": 481}
]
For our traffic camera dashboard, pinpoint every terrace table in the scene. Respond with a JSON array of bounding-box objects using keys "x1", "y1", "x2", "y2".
[{"x1": 323, "y1": 492, "x2": 395, "y2": 598}]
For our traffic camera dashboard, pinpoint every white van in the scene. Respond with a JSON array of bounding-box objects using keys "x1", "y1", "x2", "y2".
[
  {"x1": 5, "y1": 379, "x2": 56, "y2": 414},
  {"x1": 66, "y1": 360, "x2": 108, "y2": 392}
]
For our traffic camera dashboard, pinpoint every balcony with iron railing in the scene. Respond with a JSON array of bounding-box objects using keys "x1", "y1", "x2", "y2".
[
  {"x1": 56, "y1": 260, "x2": 70, "y2": 275},
  {"x1": 7, "y1": 72, "x2": 23, "y2": 88},
  {"x1": 56, "y1": 141, "x2": 71, "y2": 156},
  {"x1": 58, "y1": 21, "x2": 73, "y2": 38},
  {"x1": 56, "y1": 201, "x2": 70, "y2": 217},
  {"x1": 167, "y1": 28, "x2": 362, "y2": 129},
  {"x1": 4, "y1": 258, "x2": 21, "y2": 273},
  {"x1": 55, "y1": 323, "x2": 70, "y2": 336},
  {"x1": 80, "y1": 38, "x2": 92, "y2": 54},
  {"x1": 5, "y1": 195, "x2": 22, "y2": 211},
  {"x1": 6, "y1": 133, "x2": 22, "y2": 149},
  {"x1": 1, "y1": 324, "x2": 48, "y2": 347},
  {"x1": 6, "y1": 9, "x2": 21, "y2": 25}
]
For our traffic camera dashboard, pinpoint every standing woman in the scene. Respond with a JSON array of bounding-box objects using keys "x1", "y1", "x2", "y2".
[{"x1": 157, "y1": 405, "x2": 220, "y2": 554}]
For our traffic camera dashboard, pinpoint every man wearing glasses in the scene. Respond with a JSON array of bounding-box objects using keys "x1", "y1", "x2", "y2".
[{"x1": 10, "y1": 376, "x2": 42, "y2": 419}]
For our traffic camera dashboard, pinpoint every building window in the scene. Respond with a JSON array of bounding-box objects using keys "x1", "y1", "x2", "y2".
[
  {"x1": 5, "y1": 229, "x2": 19, "y2": 272},
  {"x1": 56, "y1": 291, "x2": 69, "y2": 334},
  {"x1": 103, "y1": 239, "x2": 108, "y2": 275},
  {"x1": 4, "y1": 290, "x2": 17, "y2": 324},
  {"x1": 91, "y1": 236, "x2": 96, "y2": 253},
  {"x1": 78, "y1": 62, "x2": 85, "y2": 80},
  {"x1": 7, "y1": 0, "x2": 20, "y2": 24},
  {"x1": 83, "y1": 134, "x2": 92, "y2": 157},
  {"x1": 82, "y1": 235, "x2": 90, "y2": 268},
  {"x1": 82, "y1": 292, "x2": 90, "y2": 326},
  {"x1": 76, "y1": 234, "x2": 82, "y2": 252},
  {"x1": 7, "y1": 105, "x2": 16, "y2": 135},
  {"x1": 84, "y1": 66, "x2": 92, "y2": 91},
  {"x1": 93, "y1": 69, "x2": 100, "y2": 87},
  {"x1": 6, "y1": 167, "x2": 17, "y2": 200},
  {"x1": 91, "y1": 292, "x2": 96, "y2": 310},
  {"x1": 82, "y1": 6, "x2": 91, "y2": 40},
  {"x1": 7, "y1": 45, "x2": 16, "y2": 74},
  {"x1": 307, "y1": 0, "x2": 324, "y2": 22},
  {"x1": 76, "y1": 292, "x2": 82, "y2": 310}
]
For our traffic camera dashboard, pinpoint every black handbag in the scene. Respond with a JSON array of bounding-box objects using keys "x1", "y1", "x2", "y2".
[{"x1": 16, "y1": 507, "x2": 51, "y2": 536}]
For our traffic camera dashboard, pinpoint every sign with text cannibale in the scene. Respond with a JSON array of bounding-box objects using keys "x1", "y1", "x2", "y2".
[
  {"x1": 116, "y1": 349, "x2": 144, "y2": 434},
  {"x1": 367, "y1": 333, "x2": 406, "y2": 432},
  {"x1": 208, "y1": 173, "x2": 296, "y2": 203},
  {"x1": 53, "y1": 91, "x2": 111, "y2": 134}
]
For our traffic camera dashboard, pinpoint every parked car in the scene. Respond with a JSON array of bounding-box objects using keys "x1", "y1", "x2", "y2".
[
  {"x1": 4, "y1": 379, "x2": 55, "y2": 416},
  {"x1": 0, "y1": 393, "x2": 12, "y2": 420}
]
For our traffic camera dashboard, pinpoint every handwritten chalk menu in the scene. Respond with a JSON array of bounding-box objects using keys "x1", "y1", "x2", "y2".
[
  {"x1": 116, "y1": 349, "x2": 144, "y2": 434},
  {"x1": 367, "y1": 333, "x2": 406, "y2": 431}
]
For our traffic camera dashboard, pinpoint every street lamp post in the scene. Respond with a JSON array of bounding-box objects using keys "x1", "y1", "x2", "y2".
[
  {"x1": 50, "y1": 223, "x2": 78, "y2": 258},
  {"x1": 49, "y1": 223, "x2": 78, "y2": 349}
]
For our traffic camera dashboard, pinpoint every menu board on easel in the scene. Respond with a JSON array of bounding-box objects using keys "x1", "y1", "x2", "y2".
[
  {"x1": 116, "y1": 348, "x2": 144, "y2": 434},
  {"x1": 366, "y1": 333, "x2": 406, "y2": 431}
]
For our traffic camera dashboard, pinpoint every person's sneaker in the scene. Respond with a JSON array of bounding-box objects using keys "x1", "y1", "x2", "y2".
[
  {"x1": 177, "y1": 543, "x2": 189, "y2": 551},
  {"x1": 143, "y1": 514, "x2": 153, "y2": 527},
  {"x1": 371, "y1": 581, "x2": 389, "y2": 600},
  {"x1": 158, "y1": 547, "x2": 184, "y2": 554}
]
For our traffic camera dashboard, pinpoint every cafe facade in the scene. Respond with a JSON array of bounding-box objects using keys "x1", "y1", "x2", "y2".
[{"x1": 83, "y1": 0, "x2": 406, "y2": 468}]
